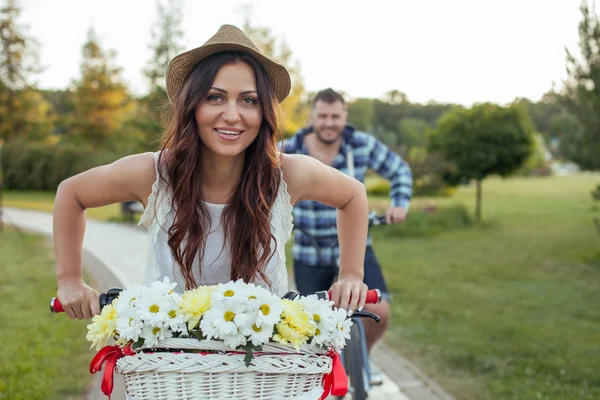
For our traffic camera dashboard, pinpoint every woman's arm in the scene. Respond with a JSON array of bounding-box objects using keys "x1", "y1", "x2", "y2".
[
  {"x1": 54, "y1": 152, "x2": 156, "y2": 319},
  {"x1": 282, "y1": 153, "x2": 369, "y2": 313}
]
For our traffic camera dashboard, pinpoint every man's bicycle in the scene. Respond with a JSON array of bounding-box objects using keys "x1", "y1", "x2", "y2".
[{"x1": 292, "y1": 211, "x2": 388, "y2": 400}]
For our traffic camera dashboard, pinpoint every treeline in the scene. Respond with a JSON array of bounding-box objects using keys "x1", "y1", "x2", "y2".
[{"x1": 0, "y1": 0, "x2": 597, "y2": 211}]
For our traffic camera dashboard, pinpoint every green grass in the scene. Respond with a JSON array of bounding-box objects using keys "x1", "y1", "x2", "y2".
[
  {"x1": 0, "y1": 228, "x2": 93, "y2": 400},
  {"x1": 5, "y1": 175, "x2": 600, "y2": 399},
  {"x1": 4, "y1": 191, "x2": 125, "y2": 221},
  {"x1": 371, "y1": 175, "x2": 600, "y2": 399}
]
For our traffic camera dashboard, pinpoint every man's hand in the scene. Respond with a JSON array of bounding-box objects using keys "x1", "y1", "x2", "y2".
[{"x1": 386, "y1": 207, "x2": 407, "y2": 224}]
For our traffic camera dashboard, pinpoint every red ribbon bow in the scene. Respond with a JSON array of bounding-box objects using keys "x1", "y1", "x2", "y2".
[
  {"x1": 320, "y1": 351, "x2": 348, "y2": 399},
  {"x1": 90, "y1": 344, "x2": 134, "y2": 399}
]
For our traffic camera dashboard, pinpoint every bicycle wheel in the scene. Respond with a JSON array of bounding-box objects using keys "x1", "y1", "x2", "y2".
[{"x1": 343, "y1": 321, "x2": 368, "y2": 400}]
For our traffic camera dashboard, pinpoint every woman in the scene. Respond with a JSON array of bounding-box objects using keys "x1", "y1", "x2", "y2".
[{"x1": 54, "y1": 25, "x2": 369, "y2": 321}]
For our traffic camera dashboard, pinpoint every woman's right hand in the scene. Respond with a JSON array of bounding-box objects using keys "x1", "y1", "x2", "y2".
[{"x1": 56, "y1": 279, "x2": 100, "y2": 319}]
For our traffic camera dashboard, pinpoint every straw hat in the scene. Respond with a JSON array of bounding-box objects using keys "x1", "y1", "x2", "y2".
[{"x1": 166, "y1": 24, "x2": 291, "y2": 103}]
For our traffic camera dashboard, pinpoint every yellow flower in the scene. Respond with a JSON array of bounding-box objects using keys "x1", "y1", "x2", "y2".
[
  {"x1": 178, "y1": 286, "x2": 214, "y2": 330},
  {"x1": 273, "y1": 300, "x2": 316, "y2": 351},
  {"x1": 86, "y1": 304, "x2": 117, "y2": 350}
]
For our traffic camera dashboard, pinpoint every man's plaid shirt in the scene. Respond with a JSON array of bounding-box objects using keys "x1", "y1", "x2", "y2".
[{"x1": 281, "y1": 126, "x2": 413, "y2": 266}]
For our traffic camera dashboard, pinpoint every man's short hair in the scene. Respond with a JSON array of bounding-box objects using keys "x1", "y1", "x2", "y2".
[{"x1": 312, "y1": 88, "x2": 345, "y2": 107}]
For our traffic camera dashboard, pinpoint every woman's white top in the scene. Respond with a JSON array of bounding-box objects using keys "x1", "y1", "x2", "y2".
[{"x1": 138, "y1": 151, "x2": 293, "y2": 295}]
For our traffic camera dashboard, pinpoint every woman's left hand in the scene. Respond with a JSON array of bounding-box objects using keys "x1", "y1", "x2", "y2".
[{"x1": 329, "y1": 274, "x2": 368, "y2": 316}]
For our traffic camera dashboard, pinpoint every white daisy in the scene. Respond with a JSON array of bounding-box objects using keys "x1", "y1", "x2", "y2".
[
  {"x1": 300, "y1": 295, "x2": 337, "y2": 349},
  {"x1": 242, "y1": 316, "x2": 274, "y2": 347},
  {"x1": 140, "y1": 323, "x2": 173, "y2": 348},
  {"x1": 110, "y1": 294, "x2": 143, "y2": 342},
  {"x1": 211, "y1": 279, "x2": 252, "y2": 303},
  {"x1": 223, "y1": 331, "x2": 248, "y2": 349},
  {"x1": 115, "y1": 312, "x2": 144, "y2": 342},
  {"x1": 200, "y1": 298, "x2": 250, "y2": 343},
  {"x1": 114, "y1": 285, "x2": 143, "y2": 312},
  {"x1": 150, "y1": 276, "x2": 179, "y2": 296},
  {"x1": 137, "y1": 290, "x2": 178, "y2": 326},
  {"x1": 246, "y1": 288, "x2": 283, "y2": 328},
  {"x1": 329, "y1": 308, "x2": 353, "y2": 350},
  {"x1": 164, "y1": 306, "x2": 188, "y2": 336},
  {"x1": 302, "y1": 295, "x2": 336, "y2": 330}
]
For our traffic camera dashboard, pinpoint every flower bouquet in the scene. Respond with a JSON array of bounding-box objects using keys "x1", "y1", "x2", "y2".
[{"x1": 87, "y1": 278, "x2": 352, "y2": 400}]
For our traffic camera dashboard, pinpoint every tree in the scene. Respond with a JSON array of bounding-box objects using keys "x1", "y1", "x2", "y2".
[
  {"x1": 548, "y1": 112, "x2": 584, "y2": 158},
  {"x1": 555, "y1": 1, "x2": 600, "y2": 171},
  {"x1": 11, "y1": 88, "x2": 56, "y2": 141},
  {"x1": 347, "y1": 98, "x2": 375, "y2": 132},
  {"x1": 518, "y1": 132, "x2": 551, "y2": 176},
  {"x1": 0, "y1": 0, "x2": 40, "y2": 91},
  {"x1": 397, "y1": 117, "x2": 429, "y2": 148},
  {"x1": 430, "y1": 103, "x2": 534, "y2": 222},
  {"x1": 41, "y1": 89, "x2": 76, "y2": 136},
  {"x1": 513, "y1": 95, "x2": 562, "y2": 141},
  {"x1": 0, "y1": 0, "x2": 50, "y2": 141},
  {"x1": 143, "y1": 0, "x2": 184, "y2": 92},
  {"x1": 383, "y1": 89, "x2": 409, "y2": 105},
  {"x1": 70, "y1": 28, "x2": 132, "y2": 147},
  {"x1": 241, "y1": 12, "x2": 309, "y2": 136},
  {"x1": 137, "y1": 0, "x2": 185, "y2": 146}
]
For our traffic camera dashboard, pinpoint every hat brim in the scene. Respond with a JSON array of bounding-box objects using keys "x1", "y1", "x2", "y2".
[{"x1": 166, "y1": 43, "x2": 291, "y2": 104}]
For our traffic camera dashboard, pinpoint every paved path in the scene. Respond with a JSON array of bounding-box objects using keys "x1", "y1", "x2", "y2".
[{"x1": 5, "y1": 207, "x2": 453, "y2": 400}]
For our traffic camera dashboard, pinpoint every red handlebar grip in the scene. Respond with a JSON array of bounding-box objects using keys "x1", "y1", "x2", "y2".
[
  {"x1": 327, "y1": 289, "x2": 382, "y2": 304},
  {"x1": 366, "y1": 289, "x2": 382, "y2": 304},
  {"x1": 50, "y1": 297, "x2": 64, "y2": 313}
]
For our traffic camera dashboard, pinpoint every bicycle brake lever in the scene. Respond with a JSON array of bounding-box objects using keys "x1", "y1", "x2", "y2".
[
  {"x1": 350, "y1": 310, "x2": 380, "y2": 322},
  {"x1": 106, "y1": 288, "x2": 123, "y2": 297},
  {"x1": 282, "y1": 290, "x2": 301, "y2": 301}
]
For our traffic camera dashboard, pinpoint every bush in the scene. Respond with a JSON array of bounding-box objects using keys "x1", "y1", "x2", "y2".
[
  {"x1": 371, "y1": 204, "x2": 473, "y2": 238},
  {"x1": 1, "y1": 140, "x2": 125, "y2": 190},
  {"x1": 366, "y1": 175, "x2": 457, "y2": 198},
  {"x1": 405, "y1": 148, "x2": 456, "y2": 197},
  {"x1": 365, "y1": 145, "x2": 456, "y2": 198},
  {"x1": 517, "y1": 133, "x2": 554, "y2": 177},
  {"x1": 366, "y1": 179, "x2": 391, "y2": 196}
]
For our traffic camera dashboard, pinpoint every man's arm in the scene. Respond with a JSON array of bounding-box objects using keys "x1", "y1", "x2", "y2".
[{"x1": 365, "y1": 135, "x2": 413, "y2": 220}]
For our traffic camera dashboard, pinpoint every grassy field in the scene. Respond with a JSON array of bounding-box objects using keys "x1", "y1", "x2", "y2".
[
  {"x1": 4, "y1": 191, "x2": 124, "y2": 221},
  {"x1": 4, "y1": 175, "x2": 600, "y2": 399},
  {"x1": 370, "y1": 175, "x2": 600, "y2": 399},
  {"x1": 0, "y1": 228, "x2": 93, "y2": 400}
]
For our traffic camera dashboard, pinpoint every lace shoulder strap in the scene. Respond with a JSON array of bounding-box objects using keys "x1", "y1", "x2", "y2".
[
  {"x1": 273, "y1": 162, "x2": 293, "y2": 244},
  {"x1": 138, "y1": 151, "x2": 171, "y2": 228},
  {"x1": 138, "y1": 151, "x2": 173, "y2": 284}
]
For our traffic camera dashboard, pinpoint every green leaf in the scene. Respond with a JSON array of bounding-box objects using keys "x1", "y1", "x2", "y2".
[
  {"x1": 189, "y1": 329, "x2": 204, "y2": 340},
  {"x1": 241, "y1": 343, "x2": 263, "y2": 367},
  {"x1": 131, "y1": 338, "x2": 145, "y2": 350}
]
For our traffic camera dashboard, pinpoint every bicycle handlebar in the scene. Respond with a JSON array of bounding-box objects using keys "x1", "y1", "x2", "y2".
[
  {"x1": 322, "y1": 288, "x2": 382, "y2": 304},
  {"x1": 49, "y1": 288, "x2": 382, "y2": 314},
  {"x1": 50, "y1": 287, "x2": 123, "y2": 313},
  {"x1": 50, "y1": 297, "x2": 63, "y2": 313},
  {"x1": 368, "y1": 212, "x2": 388, "y2": 227}
]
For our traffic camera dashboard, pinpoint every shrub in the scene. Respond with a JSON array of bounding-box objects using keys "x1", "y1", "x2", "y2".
[
  {"x1": 1, "y1": 140, "x2": 124, "y2": 190},
  {"x1": 371, "y1": 204, "x2": 473, "y2": 239}
]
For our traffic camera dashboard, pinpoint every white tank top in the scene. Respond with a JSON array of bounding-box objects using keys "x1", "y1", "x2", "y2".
[{"x1": 138, "y1": 151, "x2": 293, "y2": 296}]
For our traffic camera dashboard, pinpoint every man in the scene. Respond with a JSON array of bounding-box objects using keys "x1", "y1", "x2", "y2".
[{"x1": 281, "y1": 88, "x2": 412, "y2": 385}]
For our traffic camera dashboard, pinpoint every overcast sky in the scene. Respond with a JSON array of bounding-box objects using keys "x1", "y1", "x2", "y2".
[{"x1": 19, "y1": 0, "x2": 589, "y2": 106}]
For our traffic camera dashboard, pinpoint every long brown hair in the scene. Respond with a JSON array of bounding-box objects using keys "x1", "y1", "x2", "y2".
[{"x1": 157, "y1": 51, "x2": 281, "y2": 290}]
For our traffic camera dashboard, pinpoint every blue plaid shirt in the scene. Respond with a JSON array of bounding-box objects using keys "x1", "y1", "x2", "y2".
[{"x1": 281, "y1": 125, "x2": 413, "y2": 266}]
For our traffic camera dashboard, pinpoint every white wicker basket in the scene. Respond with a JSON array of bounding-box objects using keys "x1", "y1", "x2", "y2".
[{"x1": 116, "y1": 338, "x2": 333, "y2": 400}]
